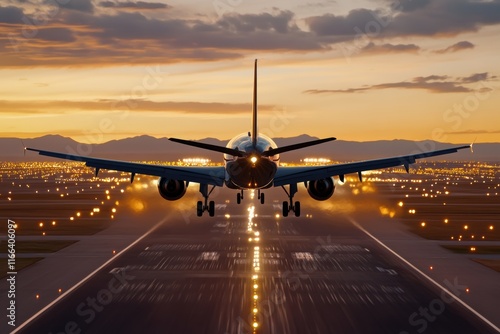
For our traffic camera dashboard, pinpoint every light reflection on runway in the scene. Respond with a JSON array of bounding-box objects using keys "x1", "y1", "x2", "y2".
[{"x1": 18, "y1": 200, "x2": 495, "y2": 334}]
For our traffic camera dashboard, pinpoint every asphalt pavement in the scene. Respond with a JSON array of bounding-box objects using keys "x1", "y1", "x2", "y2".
[{"x1": 13, "y1": 196, "x2": 497, "y2": 334}]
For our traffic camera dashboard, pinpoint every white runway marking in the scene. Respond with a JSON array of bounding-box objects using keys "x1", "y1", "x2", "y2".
[
  {"x1": 12, "y1": 217, "x2": 167, "y2": 333},
  {"x1": 348, "y1": 216, "x2": 500, "y2": 333}
]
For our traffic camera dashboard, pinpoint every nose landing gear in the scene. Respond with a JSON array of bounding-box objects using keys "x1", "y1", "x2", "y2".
[
  {"x1": 237, "y1": 190, "x2": 244, "y2": 204},
  {"x1": 236, "y1": 189, "x2": 265, "y2": 204}
]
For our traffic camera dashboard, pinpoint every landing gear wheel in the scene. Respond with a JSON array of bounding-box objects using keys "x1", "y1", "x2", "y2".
[
  {"x1": 294, "y1": 201, "x2": 301, "y2": 217},
  {"x1": 208, "y1": 201, "x2": 215, "y2": 217},
  {"x1": 197, "y1": 184, "x2": 216, "y2": 217},
  {"x1": 282, "y1": 201, "x2": 289, "y2": 217},
  {"x1": 197, "y1": 201, "x2": 203, "y2": 217},
  {"x1": 260, "y1": 193, "x2": 265, "y2": 205},
  {"x1": 237, "y1": 192, "x2": 241, "y2": 204},
  {"x1": 281, "y1": 184, "x2": 299, "y2": 218}
]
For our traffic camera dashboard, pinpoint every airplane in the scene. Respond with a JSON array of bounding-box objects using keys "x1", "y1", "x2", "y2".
[{"x1": 26, "y1": 59, "x2": 471, "y2": 217}]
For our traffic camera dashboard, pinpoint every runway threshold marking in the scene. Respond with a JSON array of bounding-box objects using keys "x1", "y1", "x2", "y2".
[
  {"x1": 347, "y1": 216, "x2": 500, "y2": 334},
  {"x1": 12, "y1": 217, "x2": 167, "y2": 334}
]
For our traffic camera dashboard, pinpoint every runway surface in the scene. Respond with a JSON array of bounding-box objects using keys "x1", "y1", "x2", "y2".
[{"x1": 17, "y1": 198, "x2": 496, "y2": 334}]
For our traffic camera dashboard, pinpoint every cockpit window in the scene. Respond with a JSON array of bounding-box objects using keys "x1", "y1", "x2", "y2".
[{"x1": 224, "y1": 133, "x2": 279, "y2": 160}]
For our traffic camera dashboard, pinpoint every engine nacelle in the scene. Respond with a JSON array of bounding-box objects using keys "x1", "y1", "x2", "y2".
[
  {"x1": 306, "y1": 178, "x2": 335, "y2": 201},
  {"x1": 157, "y1": 177, "x2": 187, "y2": 201}
]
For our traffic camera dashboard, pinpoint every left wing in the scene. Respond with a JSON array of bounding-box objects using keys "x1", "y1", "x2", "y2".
[
  {"x1": 26, "y1": 148, "x2": 225, "y2": 186},
  {"x1": 274, "y1": 144, "x2": 471, "y2": 186}
]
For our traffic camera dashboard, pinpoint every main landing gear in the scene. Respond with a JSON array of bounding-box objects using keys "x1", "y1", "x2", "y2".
[
  {"x1": 282, "y1": 184, "x2": 300, "y2": 217},
  {"x1": 258, "y1": 190, "x2": 265, "y2": 204},
  {"x1": 236, "y1": 190, "x2": 265, "y2": 204},
  {"x1": 197, "y1": 184, "x2": 215, "y2": 217},
  {"x1": 237, "y1": 190, "x2": 243, "y2": 204}
]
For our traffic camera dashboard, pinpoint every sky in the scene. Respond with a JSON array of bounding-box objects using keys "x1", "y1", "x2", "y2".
[{"x1": 1, "y1": 0, "x2": 499, "y2": 144}]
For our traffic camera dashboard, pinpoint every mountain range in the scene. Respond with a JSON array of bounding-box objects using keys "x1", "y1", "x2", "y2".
[{"x1": 0, "y1": 135, "x2": 498, "y2": 162}]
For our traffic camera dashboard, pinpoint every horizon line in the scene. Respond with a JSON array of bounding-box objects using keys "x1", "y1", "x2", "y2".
[{"x1": 0, "y1": 134, "x2": 496, "y2": 145}]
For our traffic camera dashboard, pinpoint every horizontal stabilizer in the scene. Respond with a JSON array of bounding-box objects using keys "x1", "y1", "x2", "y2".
[
  {"x1": 169, "y1": 138, "x2": 246, "y2": 157},
  {"x1": 262, "y1": 137, "x2": 336, "y2": 157}
]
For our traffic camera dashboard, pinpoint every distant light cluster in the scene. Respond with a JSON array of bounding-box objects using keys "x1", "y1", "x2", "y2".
[
  {"x1": 301, "y1": 158, "x2": 332, "y2": 164},
  {"x1": 181, "y1": 158, "x2": 211, "y2": 165}
]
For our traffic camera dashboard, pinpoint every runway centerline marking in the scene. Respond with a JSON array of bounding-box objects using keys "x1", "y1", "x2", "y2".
[
  {"x1": 12, "y1": 217, "x2": 167, "y2": 334},
  {"x1": 347, "y1": 216, "x2": 500, "y2": 333}
]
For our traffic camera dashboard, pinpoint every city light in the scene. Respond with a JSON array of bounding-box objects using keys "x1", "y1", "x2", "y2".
[
  {"x1": 302, "y1": 158, "x2": 332, "y2": 164},
  {"x1": 181, "y1": 158, "x2": 211, "y2": 165}
]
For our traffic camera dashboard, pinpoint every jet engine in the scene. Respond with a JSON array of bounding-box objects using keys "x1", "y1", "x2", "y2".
[
  {"x1": 306, "y1": 178, "x2": 335, "y2": 201},
  {"x1": 157, "y1": 177, "x2": 187, "y2": 201}
]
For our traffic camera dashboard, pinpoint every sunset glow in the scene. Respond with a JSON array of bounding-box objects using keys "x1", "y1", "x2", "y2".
[{"x1": 1, "y1": 1, "x2": 499, "y2": 143}]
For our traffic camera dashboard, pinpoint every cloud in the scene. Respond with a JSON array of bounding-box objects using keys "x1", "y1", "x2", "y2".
[
  {"x1": 360, "y1": 42, "x2": 420, "y2": 55},
  {"x1": 306, "y1": 0, "x2": 500, "y2": 39},
  {"x1": 304, "y1": 72, "x2": 496, "y2": 94},
  {"x1": 434, "y1": 41, "x2": 475, "y2": 54},
  {"x1": 388, "y1": 0, "x2": 431, "y2": 12},
  {"x1": 2, "y1": 0, "x2": 500, "y2": 67},
  {"x1": 217, "y1": 10, "x2": 296, "y2": 34},
  {"x1": 459, "y1": 72, "x2": 495, "y2": 83},
  {"x1": 99, "y1": 1, "x2": 170, "y2": 10},
  {"x1": 53, "y1": 0, "x2": 94, "y2": 13},
  {"x1": 0, "y1": 5, "x2": 24, "y2": 23},
  {"x1": 1, "y1": 7, "x2": 329, "y2": 67},
  {"x1": 35, "y1": 27, "x2": 76, "y2": 43},
  {"x1": 306, "y1": 8, "x2": 386, "y2": 38},
  {"x1": 0, "y1": 99, "x2": 277, "y2": 114}
]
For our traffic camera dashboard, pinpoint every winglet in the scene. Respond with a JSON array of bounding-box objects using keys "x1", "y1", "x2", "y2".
[
  {"x1": 252, "y1": 59, "x2": 258, "y2": 148},
  {"x1": 470, "y1": 138, "x2": 476, "y2": 153},
  {"x1": 21, "y1": 140, "x2": 27, "y2": 157}
]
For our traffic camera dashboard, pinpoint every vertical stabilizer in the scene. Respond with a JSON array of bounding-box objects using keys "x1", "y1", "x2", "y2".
[{"x1": 252, "y1": 59, "x2": 258, "y2": 148}]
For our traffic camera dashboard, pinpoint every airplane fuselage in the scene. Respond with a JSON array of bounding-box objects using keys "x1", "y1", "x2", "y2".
[{"x1": 224, "y1": 133, "x2": 280, "y2": 189}]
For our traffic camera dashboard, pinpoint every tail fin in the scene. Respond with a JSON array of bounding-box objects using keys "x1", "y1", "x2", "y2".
[{"x1": 252, "y1": 59, "x2": 258, "y2": 148}]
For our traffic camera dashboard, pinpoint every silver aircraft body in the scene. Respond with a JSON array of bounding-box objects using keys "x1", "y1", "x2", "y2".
[{"x1": 27, "y1": 60, "x2": 471, "y2": 217}]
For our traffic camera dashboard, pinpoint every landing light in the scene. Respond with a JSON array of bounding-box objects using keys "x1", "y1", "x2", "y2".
[{"x1": 250, "y1": 156, "x2": 258, "y2": 164}]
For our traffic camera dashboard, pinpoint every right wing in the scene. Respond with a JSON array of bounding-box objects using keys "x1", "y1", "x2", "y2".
[{"x1": 26, "y1": 148, "x2": 225, "y2": 186}]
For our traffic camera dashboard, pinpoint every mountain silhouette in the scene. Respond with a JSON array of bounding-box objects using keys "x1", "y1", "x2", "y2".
[{"x1": 1, "y1": 135, "x2": 497, "y2": 162}]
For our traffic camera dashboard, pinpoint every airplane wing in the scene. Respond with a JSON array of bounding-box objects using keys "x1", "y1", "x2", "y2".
[
  {"x1": 25, "y1": 148, "x2": 225, "y2": 186},
  {"x1": 273, "y1": 144, "x2": 471, "y2": 186}
]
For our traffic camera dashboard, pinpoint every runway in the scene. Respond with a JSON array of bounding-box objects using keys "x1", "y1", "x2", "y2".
[{"x1": 16, "y1": 198, "x2": 496, "y2": 334}]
